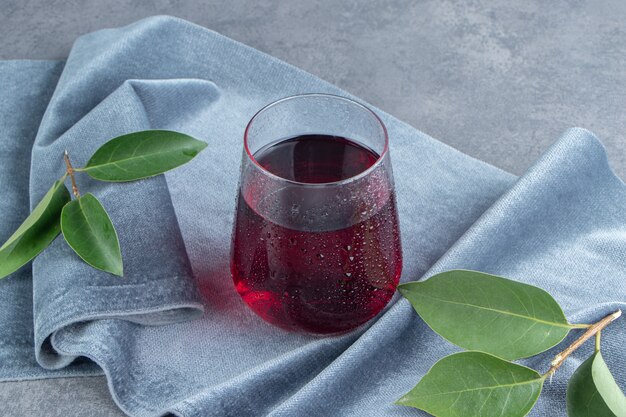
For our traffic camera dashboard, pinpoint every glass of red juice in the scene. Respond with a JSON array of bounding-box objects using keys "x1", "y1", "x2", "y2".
[{"x1": 231, "y1": 94, "x2": 402, "y2": 334}]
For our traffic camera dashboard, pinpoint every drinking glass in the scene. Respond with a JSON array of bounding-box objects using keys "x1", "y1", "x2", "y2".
[{"x1": 231, "y1": 94, "x2": 402, "y2": 334}]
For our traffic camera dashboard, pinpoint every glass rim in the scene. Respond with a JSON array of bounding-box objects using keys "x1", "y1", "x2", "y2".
[{"x1": 243, "y1": 93, "x2": 389, "y2": 188}]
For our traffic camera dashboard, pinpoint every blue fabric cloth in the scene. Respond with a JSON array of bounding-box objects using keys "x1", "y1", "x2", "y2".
[{"x1": 0, "y1": 16, "x2": 624, "y2": 417}]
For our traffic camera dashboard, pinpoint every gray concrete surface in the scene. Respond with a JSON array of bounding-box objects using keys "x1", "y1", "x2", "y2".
[{"x1": 1, "y1": 0, "x2": 625, "y2": 416}]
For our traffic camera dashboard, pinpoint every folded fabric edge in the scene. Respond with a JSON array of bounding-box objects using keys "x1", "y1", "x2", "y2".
[
  {"x1": 0, "y1": 59, "x2": 65, "y2": 65},
  {"x1": 34, "y1": 272, "x2": 204, "y2": 370},
  {"x1": 0, "y1": 362, "x2": 103, "y2": 383}
]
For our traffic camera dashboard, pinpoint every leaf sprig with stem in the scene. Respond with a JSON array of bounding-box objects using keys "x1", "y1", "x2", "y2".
[
  {"x1": 397, "y1": 270, "x2": 625, "y2": 417},
  {"x1": 0, "y1": 130, "x2": 207, "y2": 279}
]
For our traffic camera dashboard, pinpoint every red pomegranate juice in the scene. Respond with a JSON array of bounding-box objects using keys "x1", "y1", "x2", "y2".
[{"x1": 231, "y1": 135, "x2": 402, "y2": 333}]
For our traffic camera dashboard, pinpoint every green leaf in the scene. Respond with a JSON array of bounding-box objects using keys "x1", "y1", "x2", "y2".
[
  {"x1": 397, "y1": 351, "x2": 544, "y2": 417},
  {"x1": 80, "y1": 130, "x2": 207, "y2": 182},
  {"x1": 60, "y1": 193, "x2": 123, "y2": 276},
  {"x1": 567, "y1": 351, "x2": 626, "y2": 417},
  {"x1": 0, "y1": 179, "x2": 70, "y2": 279},
  {"x1": 398, "y1": 270, "x2": 574, "y2": 360}
]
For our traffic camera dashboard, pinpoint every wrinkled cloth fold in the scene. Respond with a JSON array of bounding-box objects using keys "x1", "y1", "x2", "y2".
[{"x1": 0, "y1": 16, "x2": 624, "y2": 417}]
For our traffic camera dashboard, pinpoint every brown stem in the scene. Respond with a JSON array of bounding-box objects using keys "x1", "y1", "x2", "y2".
[
  {"x1": 544, "y1": 309, "x2": 621, "y2": 378},
  {"x1": 63, "y1": 150, "x2": 80, "y2": 198}
]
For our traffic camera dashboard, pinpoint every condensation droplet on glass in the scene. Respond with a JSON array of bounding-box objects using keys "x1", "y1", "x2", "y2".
[{"x1": 349, "y1": 256, "x2": 354, "y2": 262}]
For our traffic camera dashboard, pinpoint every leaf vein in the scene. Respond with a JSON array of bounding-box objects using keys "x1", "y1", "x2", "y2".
[{"x1": 412, "y1": 292, "x2": 571, "y2": 328}]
